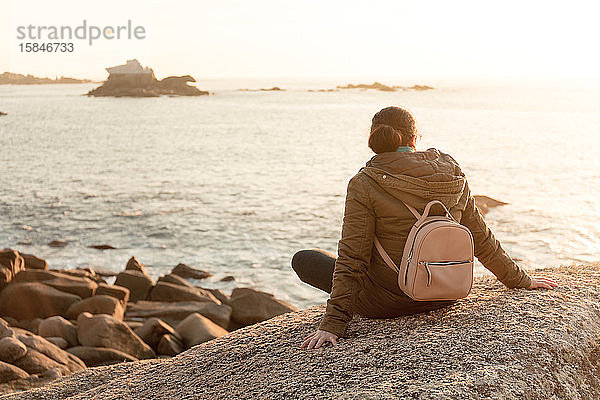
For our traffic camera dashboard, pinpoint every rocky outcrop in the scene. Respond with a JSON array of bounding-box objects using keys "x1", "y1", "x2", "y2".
[
  {"x1": 0, "y1": 283, "x2": 81, "y2": 320},
  {"x1": 133, "y1": 318, "x2": 177, "y2": 350},
  {"x1": 13, "y1": 269, "x2": 97, "y2": 298},
  {"x1": 76, "y1": 313, "x2": 155, "y2": 360},
  {"x1": 124, "y1": 256, "x2": 147, "y2": 274},
  {"x1": 125, "y1": 301, "x2": 232, "y2": 329},
  {"x1": 170, "y1": 263, "x2": 212, "y2": 280},
  {"x1": 95, "y1": 283, "x2": 130, "y2": 304},
  {"x1": 65, "y1": 295, "x2": 125, "y2": 320},
  {"x1": 157, "y1": 273, "x2": 194, "y2": 287},
  {"x1": 88, "y1": 244, "x2": 117, "y2": 250},
  {"x1": 6, "y1": 264, "x2": 600, "y2": 400},
  {"x1": 174, "y1": 313, "x2": 228, "y2": 348},
  {"x1": 474, "y1": 195, "x2": 509, "y2": 215},
  {"x1": 0, "y1": 249, "x2": 25, "y2": 290},
  {"x1": 19, "y1": 254, "x2": 47, "y2": 270},
  {"x1": 0, "y1": 337, "x2": 27, "y2": 363},
  {"x1": 227, "y1": 287, "x2": 298, "y2": 327},
  {"x1": 156, "y1": 334, "x2": 184, "y2": 356},
  {"x1": 149, "y1": 282, "x2": 220, "y2": 304},
  {"x1": 87, "y1": 60, "x2": 208, "y2": 97},
  {"x1": 114, "y1": 270, "x2": 154, "y2": 302},
  {"x1": 38, "y1": 317, "x2": 78, "y2": 348}
]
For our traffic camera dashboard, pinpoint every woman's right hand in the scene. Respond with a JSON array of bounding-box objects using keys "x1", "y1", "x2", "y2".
[
  {"x1": 301, "y1": 329, "x2": 338, "y2": 349},
  {"x1": 527, "y1": 276, "x2": 558, "y2": 290}
]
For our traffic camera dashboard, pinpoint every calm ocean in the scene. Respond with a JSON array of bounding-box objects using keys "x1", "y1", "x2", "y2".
[{"x1": 1, "y1": 79, "x2": 599, "y2": 308}]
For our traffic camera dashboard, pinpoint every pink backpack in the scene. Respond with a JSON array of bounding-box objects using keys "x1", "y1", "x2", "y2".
[{"x1": 374, "y1": 200, "x2": 474, "y2": 301}]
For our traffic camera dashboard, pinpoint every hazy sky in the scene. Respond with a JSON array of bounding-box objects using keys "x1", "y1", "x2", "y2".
[{"x1": 1, "y1": 0, "x2": 599, "y2": 81}]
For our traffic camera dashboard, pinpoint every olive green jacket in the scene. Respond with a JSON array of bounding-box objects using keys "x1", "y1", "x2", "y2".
[{"x1": 319, "y1": 149, "x2": 532, "y2": 337}]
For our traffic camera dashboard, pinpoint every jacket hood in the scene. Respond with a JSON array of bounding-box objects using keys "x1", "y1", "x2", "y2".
[{"x1": 361, "y1": 148, "x2": 466, "y2": 210}]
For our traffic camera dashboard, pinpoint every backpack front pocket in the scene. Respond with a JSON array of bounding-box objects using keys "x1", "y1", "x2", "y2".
[{"x1": 412, "y1": 261, "x2": 473, "y2": 300}]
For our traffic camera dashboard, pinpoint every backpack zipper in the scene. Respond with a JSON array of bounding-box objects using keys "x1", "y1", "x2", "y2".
[
  {"x1": 421, "y1": 260, "x2": 472, "y2": 266},
  {"x1": 419, "y1": 261, "x2": 471, "y2": 287}
]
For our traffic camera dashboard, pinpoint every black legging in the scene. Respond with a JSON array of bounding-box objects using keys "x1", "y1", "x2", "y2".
[
  {"x1": 291, "y1": 249, "x2": 456, "y2": 315},
  {"x1": 291, "y1": 249, "x2": 337, "y2": 293}
]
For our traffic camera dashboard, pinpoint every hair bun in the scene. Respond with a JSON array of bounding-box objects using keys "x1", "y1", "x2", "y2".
[{"x1": 368, "y1": 124, "x2": 402, "y2": 154}]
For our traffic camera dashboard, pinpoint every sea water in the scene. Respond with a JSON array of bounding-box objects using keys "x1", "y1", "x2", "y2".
[{"x1": 1, "y1": 79, "x2": 599, "y2": 308}]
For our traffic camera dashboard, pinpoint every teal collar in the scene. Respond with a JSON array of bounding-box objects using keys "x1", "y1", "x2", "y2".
[{"x1": 396, "y1": 146, "x2": 415, "y2": 153}]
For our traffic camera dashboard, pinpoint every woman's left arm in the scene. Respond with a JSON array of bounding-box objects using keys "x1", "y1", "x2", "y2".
[{"x1": 303, "y1": 174, "x2": 375, "y2": 349}]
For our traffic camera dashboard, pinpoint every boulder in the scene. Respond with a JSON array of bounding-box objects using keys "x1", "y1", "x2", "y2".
[
  {"x1": 12, "y1": 264, "x2": 600, "y2": 399},
  {"x1": 0, "y1": 318, "x2": 13, "y2": 338},
  {"x1": 0, "y1": 361, "x2": 28, "y2": 384},
  {"x1": 13, "y1": 269, "x2": 97, "y2": 298},
  {"x1": 38, "y1": 316, "x2": 78, "y2": 347},
  {"x1": 95, "y1": 283, "x2": 130, "y2": 304},
  {"x1": 220, "y1": 275, "x2": 235, "y2": 282},
  {"x1": 0, "y1": 336, "x2": 27, "y2": 363},
  {"x1": 125, "y1": 320, "x2": 144, "y2": 330},
  {"x1": 149, "y1": 282, "x2": 220, "y2": 304},
  {"x1": 171, "y1": 263, "x2": 212, "y2": 280},
  {"x1": 0, "y1": 283, "x2": 81, "y2": 320},
  {"x1": 67, "y1": 346, "x2": 138, "y2": 367},
  {"x1": 114, "y1": 270, "x2": 154, "y2": 302},
  {"x1": 157, "y1": 334, "x2": 184, "y2": 356},
  {"x1": 175, "y1": 313, "x2": 228, "y2": 348},
  {"x1": 91, "y1": 268, "x2": 117, "y2": 278},
  {"x1": 133, "y1": 318, "x2": 176, "y2": 350},
  {"x1": 201, "y1": 288, "x2": 230, "y2": 304},
  {"x1": 12, "y1": 350, "x2": 66, "y2": 376},
  {"x1": 66, "y1": 295, "x2": 124, "y2": 320},
  {"x1": 125, "y1": 256, "x2": 147, "y2": 274},
  {"x1": 55, "y1": 268, "x2": 105, "y2": 284},
  {"x1": 16, "y1": 333, "x2": 85, "y2": 372},
  {"x1": 473, "y1": 195, "x2": 509, "y2": 216},
  {"x1": 157, "y1": 273, "x2": 194, "y2": 287},
  {"x1": 125, "y1": 301, "x2": 232, "y2": 329},
  {"x1": 88, "y1": 244, "x2": 117, "y2": 250},
  {"x1": 0, "y1": 249, "x2": 25, "y2": 290},
  {"x1": 10, "y1": 333, "x2": 85, "y2": 377},
  {"x1": 5, "y1": 318, "x2": 42, "y2": 335},
  {"x1": 228, "y1": 288, "x2": 298, "y2": 327},
  {"x1": 45, "y1": 337, "x2": 69, "y2": 350},
  {"x1": 20, "y1": 253, "x2": 48, "y2": 270},
  {"x1": 77, "y1": 313, "x2": 155, "y2": 359},
  {"x1": 47, "y1": 240, "x2": 68, "y2": 248}
]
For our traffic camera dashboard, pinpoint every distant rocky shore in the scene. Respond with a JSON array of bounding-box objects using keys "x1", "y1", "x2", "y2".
[
  {"x1": 87, "y1": 59, "x2": 209, "y2": 98},
  {"x1": 0, "y1": 249, "x2": 296, "y2": 394},
  {"x1": 305, "y1": 82, "x2": 434, "y2": 93},
  {"x1": 336, "y1": 82, "x2": 434, "y2": 92},
  {"x1": 0, "y1": 73, "x2": 91, "y2": 85}
]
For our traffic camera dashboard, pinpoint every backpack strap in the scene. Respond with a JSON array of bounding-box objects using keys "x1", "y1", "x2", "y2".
[
  {"x1": 373, "y1": 236, "x2": 400, "y2": 274},
  {"x1": 374, "y1": 201, "x2": 454, "y2": 275},
  {"x1": 373, "y1": 203, "x2": 420, "y2": 274},
  {"x1": 402, "y1": 202, "x2": 422, "y2": 220}
]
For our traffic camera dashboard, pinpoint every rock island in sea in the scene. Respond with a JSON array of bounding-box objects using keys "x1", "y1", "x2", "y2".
[{"x1": 87, "y1": 59, "x2": 209, "y2": 97}]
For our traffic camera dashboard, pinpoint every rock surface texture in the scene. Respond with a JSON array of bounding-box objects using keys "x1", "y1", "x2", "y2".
[{"x1": 5, "y1": 264, "x2": 600, "y2": 400}]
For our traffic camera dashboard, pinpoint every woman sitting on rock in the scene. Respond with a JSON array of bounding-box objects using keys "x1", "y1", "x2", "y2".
[{"x1": 292, "y1": 106, "x2": 557, "y2": 350}]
